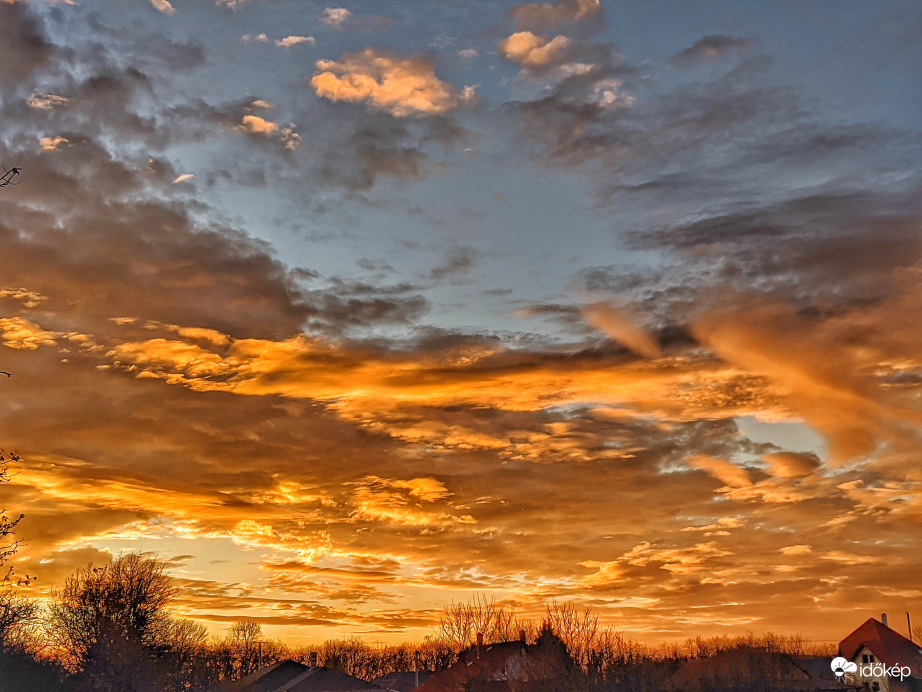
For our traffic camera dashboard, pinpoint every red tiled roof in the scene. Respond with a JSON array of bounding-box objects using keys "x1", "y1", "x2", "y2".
[{"x1": 839, "y1": 617, "x2": 922, "y2": 678}]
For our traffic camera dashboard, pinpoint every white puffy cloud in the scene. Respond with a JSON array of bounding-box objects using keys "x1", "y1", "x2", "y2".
[
  {"x1": 320, "y1": 7, "x2": 352, "y2": 29},
  {"x1": 275, "y1": 35, "x2": 315, "y2": 49}
]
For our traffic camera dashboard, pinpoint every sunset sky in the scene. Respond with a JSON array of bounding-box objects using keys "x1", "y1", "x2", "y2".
[{"x1": 1, "y1": 0, "x2": 921, "y2": 647}]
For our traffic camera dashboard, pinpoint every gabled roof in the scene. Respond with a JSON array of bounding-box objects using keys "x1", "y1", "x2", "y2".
[
  {"x1": 218, "y1": 659, "x2": 310, "y2": 692},
  {"x1": 839, "y1": 618, "x2": 922, "y2": 678},
  {"x1": 214, "y1": 660, "x2": 386, "y2": 692},
  {"x1": 372, "y1": 671, "x2": 433, "y2": 691},
  {"x1": 274, "y1": 666, "x2": 381, "y2": 691},
  {"x1": 415, "y1": 632, "x2": 573, "y2": 692}
]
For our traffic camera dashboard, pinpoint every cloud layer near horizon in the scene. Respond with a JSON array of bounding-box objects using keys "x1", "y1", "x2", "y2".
[{"x1": 0, "y1": 0, "x2": 920, "y2": 646}]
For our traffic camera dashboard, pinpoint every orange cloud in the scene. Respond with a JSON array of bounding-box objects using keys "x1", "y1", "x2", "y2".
[
  {"x1": 582, "y1": 301, "x2": 662, "y2": 359},
  {"x1": 311, "y1": 48, "x2": 466, "y2": 117},
  {"x1": 499, "y1": 31, "x2": 571, "y2": 69},
  {"x1": 509, "y1": 0, "x2": 603, "y2": 31},
  {"x1": 0, "y1": 317, "x2": 59, "y2": 350},
  {"x1": 238, "y1": 114, "x2": 279, "y2": 136},
  {"x1": 509, "y1": 0, "x2": 602, "y2": 31},
  {"x1": 762, "y1": 451, "x2": 820, "y2": 478},
  {"x1": 39, "y1": 135, "x2": 69, "y2": 152},
  {"x1": 686, "y1": 455, "x2": 753, "y2": 488},
  {"x1": 150, "y1": 0, "x2": 175, "y2": 15},
  {"x1": 694, "y1": 296, "x2": 922, "y2": 464}
]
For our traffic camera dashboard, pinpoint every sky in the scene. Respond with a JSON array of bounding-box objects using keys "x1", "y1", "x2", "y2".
[{"x1": 1, "y1": 0, "x2": 921, "y2": 647}]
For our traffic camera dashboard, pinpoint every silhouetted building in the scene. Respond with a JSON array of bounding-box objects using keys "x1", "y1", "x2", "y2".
[
  {"x1": 373, "y1": 670, "x2": 433, "y2": 691},
  {"x1": 665, "y1": 646, "x2": 849, "y2": 691},
  {"x1": 216, "y1": 659, "x2": 387, "y2": 692},
  {"x1": 839, "y1": 617, "x2": 922, "y2": 692},
  {"x1": 415, "y1": 629, "x2": 575, "y2": 692}
]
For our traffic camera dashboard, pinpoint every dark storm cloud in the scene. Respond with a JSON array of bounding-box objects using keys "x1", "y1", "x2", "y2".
[
  {"x1": 304, "y1": 282, "x2": 430, "y2": 333},
  {"x1": 0, "y1": 4, "x2": 54, "y2": 92},
  {"x1": 82, "y1": 10, "x2": 207, "y2": 72},
  {"x1": 669, "y1": 35, "x2": 754, "y2": 66},
  {"x1": 515, "y1": 302, "x2": 587, "y2": 331},
  {"x1": 506, "y1": 59, "x2": 800, "y2": 175},
  {"x1": 336, "y1": 124, "x2": 431, "y2": 189},
  {"x1": 5, "y1": 1, "x2": 469, "y2": 210},
  {"x1": 0, "y1": 133, "x2": 437, "y2": 342},
  {"x1": 0, "y1": 172, "x2": 309, "y2": 340},
  {"x1": 306, "y1": 112, "x2": 471, "y2": 193},
  {"x1": 630, "y1": 187, "x2": 922, "y2": 307},
  {"x1": 427, "y1": 247, "x2": 477, "y2": 281},
  {"x1": 0, "y1": 8, "x2": 215, "y2": 153},
  {"x1": 507, "y1": 0, "x2": 605, "y2": 34}
]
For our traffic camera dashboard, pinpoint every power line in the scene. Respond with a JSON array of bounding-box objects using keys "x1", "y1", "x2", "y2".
[{"x1": 0, "y1": 163, "x2": 22, "y2": 188}]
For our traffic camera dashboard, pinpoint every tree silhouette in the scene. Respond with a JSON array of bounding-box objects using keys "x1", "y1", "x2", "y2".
[
  {"x1": 0, "y1": 450, "x2": 34, "y2": 649},
  {"x1": 437, "y1": 594, "x2": 523, "y2": 652},
  {"x1": 0, "y1": 451, "x2": 26, "y2": 583},
  {"x1": 48, "y1": 553, "x2": 179, "y2": 691},
  {"x1": 0, "y1": 451, "x2": 63, "y2": 690}
]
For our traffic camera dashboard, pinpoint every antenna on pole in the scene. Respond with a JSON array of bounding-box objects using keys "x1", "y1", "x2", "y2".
[{"x1": 0, "y1": 163, "x2": 22, "y2": 188}]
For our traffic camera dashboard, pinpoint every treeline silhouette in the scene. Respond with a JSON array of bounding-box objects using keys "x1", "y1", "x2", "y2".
[{"x1": 0, "y1": 555, "x2": 836, "y2": 691}]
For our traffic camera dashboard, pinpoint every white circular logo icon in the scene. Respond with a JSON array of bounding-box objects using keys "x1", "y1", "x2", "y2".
[{"x1": 830, "y1": 657, "x2": 857, "y2": 677}]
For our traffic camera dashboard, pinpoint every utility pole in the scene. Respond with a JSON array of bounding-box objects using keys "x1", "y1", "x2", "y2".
[{"x1": 255, "y1": 640, "x2": 272, "y2": 670}]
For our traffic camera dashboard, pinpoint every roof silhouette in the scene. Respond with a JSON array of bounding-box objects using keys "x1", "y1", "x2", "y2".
[
  {"x1": 665, "y1": 646, "x2": 847, "y2": 691},
  {"x1": 372, "y1": 671, "x2": 433, "y2": 691},
  {"x1": 219, "y1": 660, "x2": 310, "y2": 691},
  {"x1": 839, "y1": 617, "x2": 922, "y2": 678},
  {"x1": 415, "y1": 630, "x2": 573, "y2": 692},
  {"x1": 215, "y1": 659, "x2": 386, "y2": 692}
]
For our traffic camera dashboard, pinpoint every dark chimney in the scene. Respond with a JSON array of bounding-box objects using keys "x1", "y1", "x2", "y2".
[
  {"x1": 882, "y1": 613, "x2": 889, "y2": 628},
  {"x1": 520, "y1": 630, "x2": 526, "y2": 644},
  {"x1": 909, "y1": 613, "x2": 914, "y2": 643},
  {"x1": 476, "y1": 632, "x2": 483, "y2": 658}
]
